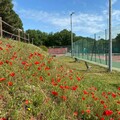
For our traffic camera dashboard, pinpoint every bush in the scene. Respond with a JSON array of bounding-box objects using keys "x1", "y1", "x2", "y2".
[{"x1": 40, "y1": 45, "x2": 48, "y2": 52}]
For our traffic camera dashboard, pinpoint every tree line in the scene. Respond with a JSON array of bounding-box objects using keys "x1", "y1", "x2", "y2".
[{"x1": 0, "y1": 0, "x2": 23, "y2": 34}]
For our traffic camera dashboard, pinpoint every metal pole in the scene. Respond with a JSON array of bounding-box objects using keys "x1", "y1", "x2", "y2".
[
  {"x1": 70, "y1": 12, "x2": 75, "y2": 57},
  {"x1": 0, "y1": 17, "x2": 3, "y2": 38},
  {"x1": 105, "y1": 29, "x2": 108, "y2": 65},
  {"x1": 109, "y1": 0, "x2": 112, "y2": 72},
  {"x1": 94, "y1": 34, "x2": 96, "y2": 62}
]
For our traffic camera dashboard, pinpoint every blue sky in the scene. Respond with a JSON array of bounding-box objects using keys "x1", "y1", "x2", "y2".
[{"x1": 12, "y1": 0, "x2": 120, "y2": 37}]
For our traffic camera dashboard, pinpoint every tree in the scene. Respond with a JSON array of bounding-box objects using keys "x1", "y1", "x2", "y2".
[{"x1": 0, "y1": 0, "x2": 23, "y2": 34}]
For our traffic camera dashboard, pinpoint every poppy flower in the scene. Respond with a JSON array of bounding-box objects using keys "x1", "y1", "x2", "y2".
[
  {"x1": 83, "y1": 90, "x2": 89, "y2": 95},
  {"x1": 77, "y1": 77, "x2": 81, "y2": 81},
  {"x1": 61, "y1": 96, "x2": 67, "y2": 101},
  {"x1": 100, "y1": 118, "x2": 104, "y2": 120},
  {"x1": 34, "y1": 61, "x2": 40, "y2": 65},
  {"x1": 73, "y1": 111, "x2": 78, "y2": 116},
  {"x1": 25, "y1": 100, "x2": 29, "y2": 105},
  {"x1": 0, "y1": 47, "x2": 3, "y2": 50},
  {"x1": 0, "y1": 118, "x2": 7, "y2": 120},
  {"x1": 10, "y1": 72, "x2": 15, "y2": 77},
  {"x1": 39, "y1": 76, "x2": 43, "y2": 81},
  {"x1": 0, "y1": 78, "x2": 6, "y2": 82},
  {"x1": 51, "y1": 91, "x2": 58, "y2": 96},
  {"x1": 8, "y1": 81, "x2": 13, "y2": 86},
  {"x1": 0, "y1": 61, "x2": 3, "y2": 65},
  {"x1": 103, "y1": 110, "x2": 113, "y2": 116},
  {"x1": 86, "y1": 109, "x2": 91, "y2": 114}
]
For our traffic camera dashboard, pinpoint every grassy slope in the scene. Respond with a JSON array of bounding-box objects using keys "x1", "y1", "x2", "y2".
[{"x1": 0, "y1": 39, "x2": 120, "y2": 120}]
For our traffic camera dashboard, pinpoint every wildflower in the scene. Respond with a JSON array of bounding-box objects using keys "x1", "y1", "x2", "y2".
[
  {"x1": 34, "y1": 61, "x2": 40, "y2": 65},
  {"x1": 10, "y1": 72, "x2": 15, "y2": 77},
  {"x1": 39, "y1": 76, "x2": 43, "y2": 81},
  {"x1": 0, "y1": 118, "x2": 7, "y2": 120},
  {"x1": 77, "y1": 77, "x2": 81, "y2": 81},
  {"x1": 22, "y1": 61, "x2": 27, "y2": 65},
  {"x1": 86, "y1": 109, "x2": 91, "y2": 114},
  {"x1": 82, "y1": 97, "x2": 85, "y2": 100},
  {"x1": 100, "y1": 100, "x2": 105, "y2": 104},
  {"x1": 103, "y1": 110, "x2": 113, "y2": 116},
  {"x1": 27, "y1": 107, "x2": 31, "y2": 111},
  {"x1": 45, "y1": 66, "x2": 50, "y2": 71},
  {"x1": 0, "y1": 41, "x2": 2, "y2": 44},
  {"x1": 73, "y1": 111, "x2": 78, "y2": 116},
  {"x1": 38, "y1": 67, "x2": 41, "y2": 70},
  {"x1": 51, "y1": 91, "x2": 58, "y2": 96},
  {"x1": 0, "y1": 78, "x2": 6, "y2": 82},
  {"x1": 118, "y1": 87, "x2": 120, "y2": 90},
  {"x1": 0, "y1": 47, "x2": 3, "y2": 50},
  {"x1": 72, "y1": 85, "x2": 78, "y2": 91},
  {"x1": 100, "y1": 118, "x2": 105, "y2": 120},
  {"x1": 8, "y1": 81, "x2": 13, "y2": 86},
  {"x1": 0, "y1": 61, "x2": 3, "y2": 65},
  {"x1": 25, "y1": 100, "x2": 29, "y2": 105},
  {"x1": 83, "y1": 90, "x2": 89, "y2": 95},
  {"x1": 61, "y1": 96, "x2": 67, "y2": 101},
  {"x1": 112, "y1": 93, "x2": 116, "y2": 98}
]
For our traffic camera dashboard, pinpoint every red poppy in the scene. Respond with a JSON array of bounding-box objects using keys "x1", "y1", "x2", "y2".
[
  {"x1": 112, "y1": 93, "x2": 116, "y2": 98},
  {"x1": 73, "y1": 111, "x2": 78, "y2": 116},
  {"x1": 72, "y1": 85, "x2": 78, "y2": 91},
  {"x1": 8, "y1": 81, "x2": 13, "y2": 86},
  {"x1": 0, "y1": 61, "x2": 3, "y2": 65},
  {"x1": 51, "y1": 91, "x2": 58, "y2": 96},
  {"x1": 39, "y1": 76, "x2": 43, "y2": 81},
  {"x1": 77, "y1": 77, "x2": 81, "y2": 81},
  {"x1": 61, "y1": 96, "x2": 67, "y2": 101},
  {"x1": 100, "y1": 118, "x2": 104, "y2": 120},
  {"x1": 82, "y1": 97, "x2": 85, "y2": 100},
  {"x1": 0, "y1": 118, "x2": 7, "y2": 120},
  {"x1": 83, "y1": 90, "x2": 89, "y2": 95},
  {"x1": 34, "y1": 61, "x2": 40, "y2": 65},
  {"x1": 25, "y1": 100, "x2": 29, "y2": 104},
  {"x1": 0, "y1": 78, "x2": 6, "y2": 82},
  {"x1": 100, "y1": 100, "x2": 105, "y2": 104},
  {"x1": 86, "y1": 109, "x2": 90, "y2": 114},
  {"x1": 22, "y1": 61, "x2": 27, "y2": 65},
  {"x1": 10, "y1": 72, "x2": 15, "y2": 77},
  {"x1": 38, "y1": 67, "x2": 41, "y2": 70},
  {"x1": 0, "y1": 47, "x2": 3, "y2": 50},
  {"x1": 103, "y1": 110, "x2": 113, "y2": 116}
]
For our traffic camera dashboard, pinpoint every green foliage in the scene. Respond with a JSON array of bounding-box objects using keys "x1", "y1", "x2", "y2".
[
  {"x1": 40, "y1": 45, "x2": 48, "y2": 52},
  {"x1": 0, "y1": 0, "x2": 23, "y2": 33}
]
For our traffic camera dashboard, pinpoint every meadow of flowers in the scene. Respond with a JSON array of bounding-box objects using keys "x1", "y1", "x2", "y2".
[{"x1": 0, "y1": 38, "x2": 120, "y2": 120}]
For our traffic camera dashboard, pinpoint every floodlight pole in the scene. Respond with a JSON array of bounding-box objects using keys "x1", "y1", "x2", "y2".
[
  {"x1": 70, "y1": 12, "x2": 75, "y2": 57},
  {"x1": 109, "y1": 0, "x2": 112, "y2": 72}
]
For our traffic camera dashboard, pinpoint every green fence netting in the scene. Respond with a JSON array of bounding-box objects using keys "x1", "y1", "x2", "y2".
[{"x1": 72, "y1": 28, "x2": 120, "y2": 69}]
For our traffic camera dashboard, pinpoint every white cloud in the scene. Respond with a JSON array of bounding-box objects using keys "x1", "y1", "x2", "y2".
[
  {"x1": 16, "y1": 8, "x2": 106, "y2": 35},
  {"x1": 12, "y1": 0, "x2": 120, "y2": 37}
]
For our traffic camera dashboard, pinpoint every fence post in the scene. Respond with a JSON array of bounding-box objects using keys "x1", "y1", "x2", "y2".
[
  {"x1": 18, "y1": 29, "x2": 20, "y2": 41},
  {"x1": 0, "y1": 17, "x2": 3, "y2": 38},
  {"x1": 28, "y1": 34, "x2": 30, "y2": 43}
]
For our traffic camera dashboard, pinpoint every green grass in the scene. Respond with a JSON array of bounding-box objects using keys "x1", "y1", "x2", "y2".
[{"x1": 0, "y1": 38, "x2": 120, "y2": 120}]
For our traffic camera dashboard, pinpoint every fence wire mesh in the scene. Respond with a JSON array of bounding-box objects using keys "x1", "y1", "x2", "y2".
[{"x1": 73, "y1": 27, "x2": 120, "y2": 70}]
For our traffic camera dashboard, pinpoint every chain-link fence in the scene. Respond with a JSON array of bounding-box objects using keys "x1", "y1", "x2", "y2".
[{"x1": 73, "y1": 27, "x2": 120, "y2": 70}]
